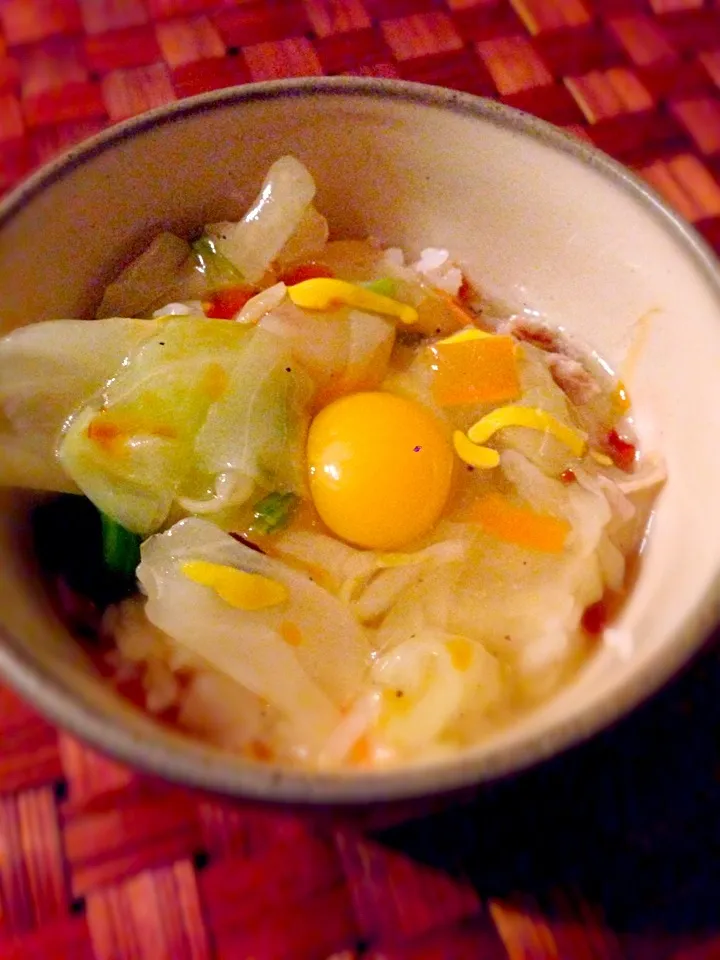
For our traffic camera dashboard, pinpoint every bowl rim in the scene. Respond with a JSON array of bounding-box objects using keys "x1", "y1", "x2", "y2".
[{"x1": 1, "y1": 75, "x2": 720, "y2": 805}]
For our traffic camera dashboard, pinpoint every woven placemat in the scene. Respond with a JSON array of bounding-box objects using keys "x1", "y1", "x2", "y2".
[{"x1": 1, "y1": 1, "x2": 720, "y2": 957}]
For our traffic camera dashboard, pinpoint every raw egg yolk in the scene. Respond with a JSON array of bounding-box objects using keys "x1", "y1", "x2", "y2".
[{"x1": 307, "y1": 391, "x2": 454, "y2": 550}]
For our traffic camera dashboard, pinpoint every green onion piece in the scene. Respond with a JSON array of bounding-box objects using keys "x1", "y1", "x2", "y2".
[
  {"x1": 192, "y1": 236, "x2": 245, "y2": 290},
  {"x1": 361, "y1": 278, "x2": 398, "y2": 298},
  {"x1": 252, "y1": 492, "x2": 298, "y2": 535},
  {"x1": 101, "y1": 512, "x2": 142, "y2": 579}
]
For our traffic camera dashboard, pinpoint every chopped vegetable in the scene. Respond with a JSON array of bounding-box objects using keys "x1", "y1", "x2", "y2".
[
  {"x1": 204, "y1": 285, "x2": 257, "y2": 319},
  {"x1": 468, "y1": 406, "x2": 587, "y2": 458},
  {"x1": 0, "y1": 317, "x2": 158, "y2": 492},
  {"x1": 287, "y1": 278, "x2": 418, "y2": 325},
  {"x1": 194, "y1": 328, "x2": 314, "y2": 497},
  {"x1": 140, "y1": 518, "x2": 368, "y2": 743},
  {"x1": 234, "y1": 283, "x2": 288, "y2": 326},
  {"x1": 361, "y1": 278, "x2": 398, "y2": 298},
  {"x1": 58, "y1": 319, "x2": 302, "y2": 535},
  {"x1": 201, "y1": 362, "x2": 229, "y2": 401},
  {"x1": 192, "y1": 236, "x2": 245, "y2": 291},
  {"x1": 311, "y1": 310, "x2": 396, "y2": 408},
  {"x1": 275, "y1": 206, "x2": 330, "y2": 268},
  {"x1": 409, "y1": 288, "x2": 466, "y2": 338},
  {"x1": 209, "y1": 156, "x2": 317, "y2": 283},
  {"x1": 295, "y1": 239, "x2": 383, "y2": 282},
  {"x1": 97, "y1": 232, "x2": 202, "y2": 319},
  {"x1": 606, "y1": 429, "x2": 637, "y2": 472},
  {"x1": 461, "y1": 493, "x2": 570, "y2": 553},
  {"x1": 252, "y1": 491, "x2": 299, "y2": 535},
  {"x1": 429, "y1": 334, "x2": 520, "y2": 406},
  {"x1": 452, "y1": 430, "x2": 500, "y2": 469},
  {"x1": 181, "y1": 560, "x2": 288, "y2": 610},
  {"x1": 280, "y1": 263, "x2": 334, "y2": 286},
  {"x1": 101, "y1": 512, "x2": 141, "y2": 579},
  {"x1": 433, "y1": 290, "x2": 479, "y2": 331},
  {"x1": 437, "y1": 328, "x2": 493, "y2": 344}
]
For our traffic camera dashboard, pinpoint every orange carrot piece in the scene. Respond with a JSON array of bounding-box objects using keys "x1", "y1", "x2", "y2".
[
  {"x1": 461, "y1": 493, "x2": 570, "y2": 553},
  {"x1": 279, "y1": 621, "x2": 303, "y2": 647},
  {"x1": 429, "y1": 335, "x2": 520, "y2": 407},
  {"x1": 349, "y1": 735, "x2": 372, "y2": 766},
  {"x1": 435, "y1": 290, "x2": 477, "y2": 329}
]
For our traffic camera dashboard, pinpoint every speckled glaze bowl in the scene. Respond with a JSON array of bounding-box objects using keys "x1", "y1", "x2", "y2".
[{"x1": 1, "y1": 77, "x2": 719, "y2": 807}]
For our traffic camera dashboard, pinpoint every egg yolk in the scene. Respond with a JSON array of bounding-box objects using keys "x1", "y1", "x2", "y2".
[{"x1": 307, "y1": 391, "x2": 454, "y2": 550}]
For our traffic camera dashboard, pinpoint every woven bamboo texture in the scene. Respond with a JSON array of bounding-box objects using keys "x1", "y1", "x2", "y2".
[{"x1": 1, "y1": 1, "x2": 720, "y2": 957}]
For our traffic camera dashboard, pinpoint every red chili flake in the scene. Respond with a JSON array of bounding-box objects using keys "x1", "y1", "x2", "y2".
[
  {"x1": 606, "y1": 429, "x2": 637, "y2": 473},
  {"x1": 280, "y1": 262, "x2": 334, "y2": 286},
  {"x1": 582, "y1": 600, "x2": 608, "y2": 635},
  {"x1": 205, "y1": 285, "x2": 257, "y2": 319},
  {"x1": 560, "y1": 468, "x2": 577, "y2": 485}
]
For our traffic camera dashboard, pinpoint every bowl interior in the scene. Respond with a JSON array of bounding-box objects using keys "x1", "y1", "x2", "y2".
[{"x1": 1, "y1": 79, "x2": 720, "y2": 803}]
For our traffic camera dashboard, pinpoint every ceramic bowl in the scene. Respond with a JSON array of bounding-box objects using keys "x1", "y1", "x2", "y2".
[{"x1": 1, "y1": 77, "x2": 720, "y2": 807}]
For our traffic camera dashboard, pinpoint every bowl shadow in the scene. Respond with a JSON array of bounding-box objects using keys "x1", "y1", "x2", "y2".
[{"x1": 376, "y1": 629, "x2": 720, "y2": 940}]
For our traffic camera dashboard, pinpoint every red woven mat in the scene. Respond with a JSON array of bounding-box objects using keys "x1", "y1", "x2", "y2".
[{"x1": 1, "y1": 2, "x2": 720, "y2": 958}]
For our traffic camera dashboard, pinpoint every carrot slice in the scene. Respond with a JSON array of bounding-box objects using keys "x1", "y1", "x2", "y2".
[
  {"x1": 461, "y1": 493, "x2": 570, "y2": 553},
  {"x1": 434, "y1": 290, "x2": 478, "y2": 330},
  {"x1": 429, "y1": 335, "x2": 520, "y2": 406},
  {"x1": 204, "y1": 285, "x2": 257, "y2": 319}
]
